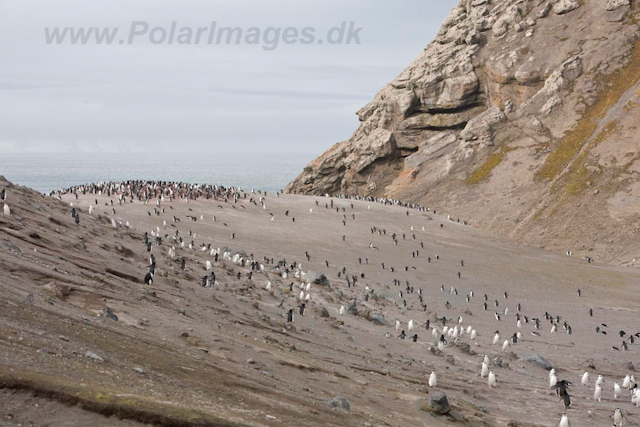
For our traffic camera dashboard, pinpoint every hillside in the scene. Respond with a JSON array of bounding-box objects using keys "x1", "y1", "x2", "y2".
[
  {"x1": 1, "y1": 176, "x2": 640, "y2": 426},
  {"x1": 286, "y1": 0, "x2": 640, "y2": 266}
]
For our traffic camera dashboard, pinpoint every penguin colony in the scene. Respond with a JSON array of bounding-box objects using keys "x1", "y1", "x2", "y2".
[{"x1": 2, "y1": 178, "x2": 638, "y2": 426}]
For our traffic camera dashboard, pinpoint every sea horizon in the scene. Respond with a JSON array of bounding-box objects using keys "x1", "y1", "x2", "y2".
[{"x1": 2, "y1": 151, "x2": 317, "y2": 194}]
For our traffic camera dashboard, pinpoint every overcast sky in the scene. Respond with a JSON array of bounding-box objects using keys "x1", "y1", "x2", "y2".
[{"x1": 0, "y1": 0, "x2": 457, "y2": 154}]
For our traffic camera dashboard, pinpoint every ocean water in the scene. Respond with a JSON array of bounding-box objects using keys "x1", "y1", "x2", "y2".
[{"x1": 1, "y1": 152, "x2": 316, "y2": 194}]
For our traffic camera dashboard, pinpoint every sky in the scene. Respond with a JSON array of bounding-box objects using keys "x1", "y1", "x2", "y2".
[{"x1": 0, "y1": 0, "x2": 458, "y2": 154}]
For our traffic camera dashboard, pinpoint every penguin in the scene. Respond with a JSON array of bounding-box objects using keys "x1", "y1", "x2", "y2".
[
  {"x1": 398, "y1": 330, "x2": 406, "y2": 340},
  {"x1": 614, "y1": 382, "x2": 621, "y2": 399},
  {"x1": 488, "y1": 371, "x2": 496, "y2": 388},
  {"x1": 481, "y1": 362, "x2": 489, "y2": 378},
  {"x1": 299, "y1": 303, "x2": 306, "y2": 316},
  {"x1": 339, "y1": 305, "x2": 345, "y2": 316},
  {"x1": 550, "y1": 372, "x2": 558, "y2": 388},
  {"x1": 612, "y1": 408, "x2": 623, "y2": 426},
  {"x1": 395, "y1": 319, "x2": 401, "y2": 330},
  {"x1": 581, "y1": 372, "x2": 589, "y2": 386},
  {"x1": 144, "y1": 272, "x2": 153, "y2": 285},
  {"x1": 558, "y1": 413, "x2": 570, "y2": 427},
  {"x1": 596, "y1": 375, "x2": 604, "y2": 387},
  {"x1": 594, "y1": 383, "x2": 602, "y2": 401},
  {"x1": 493, "y1": 331, "x2": 500, "y2": 345},
  {"x1": 553, "y1": 380, "x2": 571, "y2": 397},
  {"x1": 287, "y1": 309, "x2": 294, "y2": 323},
  {"x1": 408, "y1": 319, "x2": 415, "y2": 331},
  {"x1": 622, "y1": 374, "x2": 631, "y2": 389},
  {"x1": 411, "y1": 334, "x2": 418, "y2": 343},
  {"x1": 561, "y1": 393, "x2": 571, "y2": 410},
  {"x1": 428, "y1": 371, "x2": 437, "y2": 387},
  {"x1": 502, "y1": 340, "x2": 509, "y2": 352}
]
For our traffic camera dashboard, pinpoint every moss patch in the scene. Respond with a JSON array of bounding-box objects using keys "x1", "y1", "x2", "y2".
[
  {"x1": 562, "y1": 120, "x2": 616, "y2": 195},
  {"x1": 536, "y1": 40, "x2": 640, "y2": 181},
  {"x1": 466, "y1": 147, "x2": 510, "y2": 185}
]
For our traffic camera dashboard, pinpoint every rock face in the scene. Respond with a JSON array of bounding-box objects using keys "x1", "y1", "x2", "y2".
[{"x1": 287, "y1": 0, "x2": 640, "y2": 266}]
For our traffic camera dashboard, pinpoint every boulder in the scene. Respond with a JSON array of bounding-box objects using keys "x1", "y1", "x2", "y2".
[
  {"x1": 460, "y1": 106, "x2": 506, "y2": 143},
  {"x1": 522, "y1": 354, "x2": 553, "y2": 370},
  {"x1": 347, "y1": 302, "x2": 358, "y2": 315},
  {"x1": 554, "y1": 0, "x2": 580, "y2": 15},
  {"x1": 606, "y1": 0, "x2": 630, "y2": 10},
  {"x1": 423, "y1": 391, "x2": 451, "y2": 415},
  {"x1": 368, "y1": 312, "x2": 391, "y2": 327},
  {"x1": 306, "y1": 271, "x2": 330, "y2": 287}
]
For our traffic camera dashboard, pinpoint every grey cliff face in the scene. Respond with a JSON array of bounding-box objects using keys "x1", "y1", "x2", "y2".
[{"x1": 287, "y1": 0, "x2": 640, "y2": 265}]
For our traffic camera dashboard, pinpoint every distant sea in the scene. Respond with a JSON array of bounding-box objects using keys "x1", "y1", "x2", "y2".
[{"x1": 2, "y1": 152, "x2": 316, "y2": 194}]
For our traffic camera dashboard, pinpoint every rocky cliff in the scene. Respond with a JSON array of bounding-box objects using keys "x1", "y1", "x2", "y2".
[{"x1": 287, "y1": 0, "x2": 640, "y2": 266}]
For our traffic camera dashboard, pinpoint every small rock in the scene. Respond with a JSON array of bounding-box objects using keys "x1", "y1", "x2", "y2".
[
  {"x1": 85, "y1": 351, "x2": 105, "y2": 362},
  {"x1": 22, "y1": 294, "x2": 34, "y2": 306},
  {"x1": 247, "y1": 358, "x2": 256, "y2": 364},
  {"x1": 328, "y1": 397, "x2": 350, "y2": 412},
  {"x1": 457, "y1": 342, "x2": 475, "y2": 355},
  {"x1": 103, "y1": 306, "x2": 118, "y2": 321},
  {"x1": 179, "y1": 308, "x2": 186, "y2": 315},
  {"x1": 133, "y1": 367, "x2": 145, "y2": 374},
  {"x1": 493, "y1": 357, "x2": 503, "y2": 368}
]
